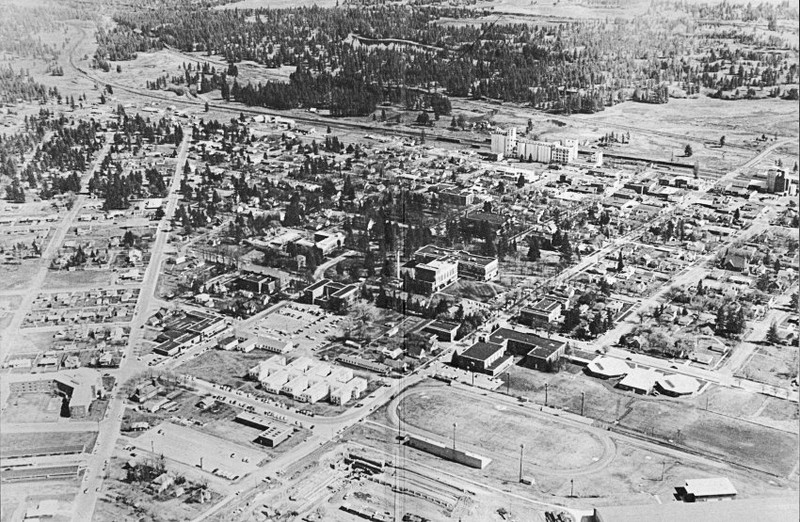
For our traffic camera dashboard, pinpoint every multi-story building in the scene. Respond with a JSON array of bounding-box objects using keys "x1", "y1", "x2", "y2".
[
  {"x1": 491, "y1": 126, "x2": 578, "y2": 165},
  {"x1": 414, "y1": 258, "x2": 459, "y2": 294}
]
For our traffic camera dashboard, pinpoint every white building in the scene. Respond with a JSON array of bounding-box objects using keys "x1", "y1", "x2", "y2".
[
  {"x1": 281, "y1": 375, "x2": 309, "y2": 397},
  {"x1": 298, "y1": 381, "x2": 329, "y2": 403}
]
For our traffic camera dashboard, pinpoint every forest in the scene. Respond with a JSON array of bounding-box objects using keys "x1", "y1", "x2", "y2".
[{"x1": 89, "y1": 0, "x2": 797, "y2": 117}]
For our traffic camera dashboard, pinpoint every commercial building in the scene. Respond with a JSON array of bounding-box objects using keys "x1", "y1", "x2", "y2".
[
  {"x1": 423, "y1": 320, "x2": 461, "y2": 342},
  {"x1": 519, "y1": 298, "x2": 562, "y2": 327},
  {"x1": 235, "y1": 272, "x2": 279, "y2": 294},
  {"x1": 676, "y1": 477, "x2": 737, "y2": 502},
  {"x1": 235, "y1": 412, "x2": 293, "y2": 447}
]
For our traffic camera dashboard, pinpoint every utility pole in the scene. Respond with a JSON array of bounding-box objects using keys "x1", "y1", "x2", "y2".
[
  {"x1": 581, "y1": 391, "x2": 585, "y2": 416},
  {"x1": 570, "y1": 479, "x2": 574, "y2": 498},
  {"x1": 544, "y1": 383, "x2": 548, "y2": 407},
  {"x1": 452, "y1": 422, "x2": 457, "y2": 452},
  {"x1": 661, "y1": 460, "x2": 666, "y2": 481},
  {"x1": 519, "y1": 443, "x2": 525, "y2": 482}
]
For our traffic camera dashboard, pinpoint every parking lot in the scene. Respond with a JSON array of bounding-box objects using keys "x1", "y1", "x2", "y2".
[{"x1": 244, "y1": 302, "x2": 343, "y2": 352}]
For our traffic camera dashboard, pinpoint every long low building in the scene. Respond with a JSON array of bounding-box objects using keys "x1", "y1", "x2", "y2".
[{"x1": 592, "y1": 496, "x2": 797, "y2": 522}]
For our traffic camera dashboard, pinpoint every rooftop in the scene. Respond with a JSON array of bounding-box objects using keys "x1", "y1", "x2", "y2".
[{"x1": 460, "y1": 342, "x2": 505, "y2": 362}]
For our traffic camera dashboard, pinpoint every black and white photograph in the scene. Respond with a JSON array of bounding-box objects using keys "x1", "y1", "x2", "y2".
[{"x1": 0, "y1": 0, "x2": 798, "y2": 520}]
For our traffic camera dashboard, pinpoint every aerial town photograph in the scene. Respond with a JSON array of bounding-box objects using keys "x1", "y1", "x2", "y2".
[{"x1": 0, "y1": 0, "x2": 797, "y2": 521}]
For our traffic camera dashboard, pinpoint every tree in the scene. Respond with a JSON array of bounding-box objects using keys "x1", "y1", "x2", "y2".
[
  {"x1": 526, "y1": 236, "x2": 540, "y2": 262},
  {"x1": 516, "y1": 173, "x2": 525, "y2": 188},
  {"x1": 684, "y1": 144, "x2": 693, "y2": 157},
  {"x1": 766, "y1": 322, "x2": 780, "y2": 345},
  {"x1": 719, "y1": 135, "x2": 726, "y2": 147},
  {"x1": 416, "y1": 111, "x2": 430, "y2": 126},
  {"x1": 559, "y1": 235, "x2": 573, "y2": 265},
  {"x1": 616, "y1": 250, "x2": 624, "y2": 272}
]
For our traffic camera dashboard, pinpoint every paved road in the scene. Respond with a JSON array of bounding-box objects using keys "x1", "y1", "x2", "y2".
[
  {"x1": 71, "y1": 133, "x2": 190, "y2": 522},
  {"x1": 312, "y1": 250, "x2": 357, "y2": 281}
]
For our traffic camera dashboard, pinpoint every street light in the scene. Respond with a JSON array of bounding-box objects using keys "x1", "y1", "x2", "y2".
[{"x1": 452, "y1": 422, "x2": 457, "y2": 452}]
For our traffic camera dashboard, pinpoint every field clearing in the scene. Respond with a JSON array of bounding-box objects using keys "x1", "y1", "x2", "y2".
[
  {"x1": 217, "y1": 0, "x2": 336, "y2": 8},
  {"x1": 0, "y1": 262, "x2": 42, "y2": 292},
  {"x1": 737, "y1": 343, "x2": 798, "y2": 388},
  {"x1": 619, "y1": 399, "x2": 798, "y2": 477},
  {"x1": 568, "y1": 96, "x2": 799, "y2": 143},
  {"x1": 43, "y1": 269, "x2": 116, "y2": 290},
  {"x1": 398, "y1": 387, "x2": 606, "y2": 472},
  {"x1": 131, "y1": 422, "x2": 263, "y2": 477},
  {"x1": 176, "y1": 350, "x2": 266, "y2": 388}
]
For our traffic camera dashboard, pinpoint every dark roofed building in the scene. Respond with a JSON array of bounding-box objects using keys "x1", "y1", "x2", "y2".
[
  {"x1": 453, "y1": 342, "x2": 513, "y2": 376},
  {"x1": 423, "y1": 320, "x2": 461, "y2": 342},
  {"x1": 488, "y1": 327, "x2": 566, "y2": 372}
]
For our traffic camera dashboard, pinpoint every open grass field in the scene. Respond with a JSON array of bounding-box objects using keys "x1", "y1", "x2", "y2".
[
  {"x1": 43, "y1": 269, "x2": 116, "y2": 290},
  {"x1": 737, "y1": 343, "x2": 798, "y2": 389},
  {"x1": 0, "y1": 262, "x2": 43, "y2": 293},
  {"x1": 499, "y1": 363, "x2": 628, "y2": 423},
  {"x1": 131, "y1": 422, "x2": 263, "y2": 477},
  {"x1": 398, "y1": 386, "x2": 607, "y2": 472},
  {"x1": 619, "y1": 399, "x2": 798, "y2": 477},
  {"x1": 176, "y1": 350, "x2": 266, "y2": 388}
]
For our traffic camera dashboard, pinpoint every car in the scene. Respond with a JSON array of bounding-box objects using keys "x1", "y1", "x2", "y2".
[{"x1": 355, "y1": 403, "x2": 364, "y2": 408}]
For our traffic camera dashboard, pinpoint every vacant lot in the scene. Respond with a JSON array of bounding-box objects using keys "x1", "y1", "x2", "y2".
[
  {"x1": 177, "y1": 349, "x2": 267, "y2": 388},
  {"x1": 737, "y1": 343, "x2": 798, "y2": 388},
  {"x1": 44, "y1": 269, "x2": 115, "y2": 290}
]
